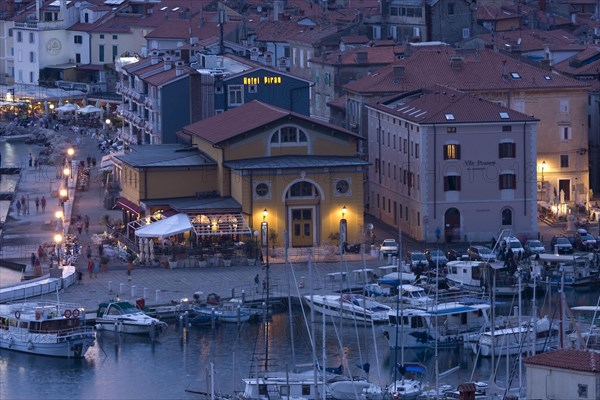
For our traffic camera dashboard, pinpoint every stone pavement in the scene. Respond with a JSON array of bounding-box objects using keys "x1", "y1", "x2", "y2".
[{"x1": 0, "y1": 128, "x2": 121, "y2": 280}]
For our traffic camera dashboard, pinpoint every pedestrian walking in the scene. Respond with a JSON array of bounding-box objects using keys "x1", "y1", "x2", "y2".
[
  {"x1": 76, "y1": 219, "x2": 83, "y2": 235},
  {"x1": 15, "y1": 200, "x2": 21, "y2": 216},
  {"x1": 28, "y1": 153, "x2": 32, "y2": 167},
  {"x1": 76, "y1": 267, "x2": 83, "y2": 285},
  {"x1": 84, "y1": 214, "x2": 90, "y2": 234},
  {"x1": 30, "y1": 252, "x2": 36, "y2": 269},
  {"x1": 87, "y1": 156, "x2": 91, "y2": 167},
  {"x1": 87, "y1": 258, "x2": 94, "y2": 278},
  {"x1": 20, "y1": 195, "x2": 26, "y2": 211},
  {"x1": 40, "y1": 196, "x2": 46, "y2": 213},
  {"x1": 92, "y1": 157, "x2": 97, "y2": 168},
  {"x1": 35, "y1": 197, "x2": 40, "y2": 213},
  {"x1": 38, "y1": 245, "x2": 45, "y2": 261},
  {"x1": 254, "y1": 274, "x2": 260, "y2": 293},
  {"x1": 93, "y1": 258, "x2": 100, "y2": 278},
  {"x1": 262, "y1": 279, "x2": 267, "y2": 294},
  {"x1": 86, "y1": 244, "x2": 92, "y2": 259},
  {"x1": 98, "y1": 244, "x2": 104, "y2": 257}
]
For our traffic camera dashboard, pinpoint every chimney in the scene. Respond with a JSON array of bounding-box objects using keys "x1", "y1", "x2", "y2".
[
  {"x1": 7, "y1": 0, "x2": 15, "y2": 18},
  {"x1": 392, "y1": 65, "x2": 405, "y2": 78},
  {"x1": 356, "y1": 51, "x2": 368, "y2": 63},
  {"x1": 273, "y1": 0, "x2": 283, "y2": 21},
  {"x1": 150, "y1": 51, "x2": 160, "y2": 65},
  {"x1": 175, "y1": 61, "x2": 184, "y2": 76},
  {"x1": 337, "y1": 54, "x2": 342, "y2": 64},
  {"x1": 450, "y1": 55, "x2": 463, "y2": 71},
  {"x1": 164, "y1": 56, "x2": 174, "y2": 70}
]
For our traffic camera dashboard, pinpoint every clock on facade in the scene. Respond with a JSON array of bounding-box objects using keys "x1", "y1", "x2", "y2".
[
  {"x1": 46, "y1": 38, "x2": 62, "y2": 55},
  {"x1": 336, "y1": 179, "x2": 350, "y2": 194}
]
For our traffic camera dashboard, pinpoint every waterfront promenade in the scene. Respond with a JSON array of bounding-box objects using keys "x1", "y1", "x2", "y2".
[{"x1": 0, "y1": 124, "x2": 588, "y2": 313}]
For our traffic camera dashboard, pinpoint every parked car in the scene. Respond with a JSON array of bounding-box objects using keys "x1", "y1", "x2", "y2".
[
  {"x1": 550, "y1": 236, "x2": 574, "y2": 254},
  {"x1": 446, "y1": 248, "x2": 460, "y2": 261},
  {"x1": 407, "y1": 251, "x2": 428, "y2": 269},
  {"x1": 467, "y1": 245, "x2": 496, "y2": 262},
  {"x1": 424, "y1": 249, "x2": 448, "y2": 266},
  {"x1": 575, "y1": 229, "x2": 598, "y2": 251},
  {"x1": 523, "y1": 240, "x2": 546, "y2": 255},
  {"x1": 380, "y1": 239, "x2": 399, "y2": 256}
]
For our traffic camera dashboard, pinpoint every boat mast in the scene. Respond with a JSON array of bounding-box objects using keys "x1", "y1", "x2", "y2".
[
  {"x1": 308, "y1": 249, "x2": 320, "y2": 400},
  {"x1": 284, "y1": 231, "x2": 297, "y2": 371}
]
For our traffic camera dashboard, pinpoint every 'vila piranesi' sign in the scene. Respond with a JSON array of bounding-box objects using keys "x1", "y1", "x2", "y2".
[{"x1": 243, "y1": 76, "x2": 282, "y2": 85}]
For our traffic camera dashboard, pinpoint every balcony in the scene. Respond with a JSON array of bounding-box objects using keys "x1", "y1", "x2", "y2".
[
  {"x1": 55, "y1": 80, "x2": 107, "y2": 94},
  {"x1": 14, "y1": 20, "x2": 66, "y2": 31}
]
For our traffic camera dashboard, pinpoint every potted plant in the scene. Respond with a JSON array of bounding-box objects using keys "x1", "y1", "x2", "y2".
[
  {"x1": 269, "y1": 229, "x2": 278, "y2": 252},
  {"x1": 245, "y1": 238, "x2": 257, "y2": 266}
]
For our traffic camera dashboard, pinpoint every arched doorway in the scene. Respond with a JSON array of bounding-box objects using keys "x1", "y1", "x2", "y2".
[
  {"x1": 501, "y1": 208, "x2": 513, "y2": 228},
  {"x1": 444, "y1": 208, "x2": 461, "y2": 243},
  {"x1": 285, "y1": 181, "x2": 321, "y2": 247}
]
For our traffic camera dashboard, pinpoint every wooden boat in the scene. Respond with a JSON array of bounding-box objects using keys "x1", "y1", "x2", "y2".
[
  {"x1": 534, "y1": 253, "x2": 600, "y2": 286},
  {"x1": 94, "y1": 300, "x2": 168, "y2": 335},
  {"x1": 0, "y1": 301, "x2": 95, "y2": 358},
  {"x1": 445, "y1": 260, "x2": 524, "y2": 295}
]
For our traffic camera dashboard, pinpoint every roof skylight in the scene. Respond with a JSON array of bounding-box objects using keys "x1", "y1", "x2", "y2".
[
  {"x1": 499, "y1": 112, "x2": 510, "y2": 119},
  {"x1": 510, "y1": 72, "x2": 522, "y2": 79},
  {"x1": 445, "y1": 113, "x2": 455, "y2": 120}
]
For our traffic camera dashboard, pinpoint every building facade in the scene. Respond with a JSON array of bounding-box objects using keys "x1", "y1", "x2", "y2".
[{"x1": 366, "y1": 86, "x2": 538, "y2": 242}]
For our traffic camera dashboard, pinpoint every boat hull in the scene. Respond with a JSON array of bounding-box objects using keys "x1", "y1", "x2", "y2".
[
  {"x1": 95, "y1": 319, "x2": 166, "y2": 335},
  {"x1": 0, "y1": 335, "x2": 95, "y2": 358}
]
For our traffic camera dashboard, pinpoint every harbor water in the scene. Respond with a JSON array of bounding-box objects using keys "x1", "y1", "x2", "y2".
[{"x1": 0, "y1": 287, "x2": 597, "y2": 400}]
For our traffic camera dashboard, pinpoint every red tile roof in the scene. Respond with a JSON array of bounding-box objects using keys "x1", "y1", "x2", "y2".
[
  {"x1": 146, "y1": 13, "x2": 239, "y2": 40},
  {"x1": 181, "y1": 100, "x2": 359, "y2": 144},
  {"x1": 341, "y1": 35, "x2": 370, "y2": 45},
  {"x1": 314, "y1": 45, "x2": 404, "y2": 66},
  {"x1": 288, "y1": 25, "x2": 340, "y2": 45},
  {"x1": 524, "y1": 349, "x2": 600, "y2": 373},
  {"x1": 553, "y1": 46, "x2": 600, "y2": 76},
  {"x1": 251, "y1": 20, "x2": 307, "y2": 42},
  {"x1": 478, "y1": 29, "x2": 585, "y2": 52},
  {"x1": 476, "y1": 5, "x2": 522, "y2": 21},
  {"x1": 343, "y1": 46, "x2": 589, "y2": 94},
  {"x1": 369, "y1": 86, "x2": 538, "y2": 124}
]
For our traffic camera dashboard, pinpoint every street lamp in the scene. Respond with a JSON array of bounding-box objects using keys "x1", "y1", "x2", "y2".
[
  {"x1": 253, "y1": 230, "x2": 259, "y2": 266},
  {"x1": 340, "y1": 205, "x2": 348, "y2": 254},
  {"x1": 55, "y1": 209, "x2": 65, "y2": 233},
  {"x1": 63, "y1": 166, "x2": 71, "y2": 184},
  {"x1": 54, "y1": 233, "x2": 63, "y2": 267},
  {"x1": 540, "y1": 160, "x2": 546, "y2": 184},
  {"x1": 260, "y1": 210, "x2": 270, "y2": 371}
]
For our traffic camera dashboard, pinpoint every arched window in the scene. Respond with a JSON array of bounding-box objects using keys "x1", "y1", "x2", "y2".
[
  {"x1": 286, "y1": 181, "x2": 316, "y2": 198},
  {"x1": 501, "y1": 208, "x2": 512, "y2": 226},
  {"x1": 271, "y1": 126, "x2": 308, "y2": 145}
]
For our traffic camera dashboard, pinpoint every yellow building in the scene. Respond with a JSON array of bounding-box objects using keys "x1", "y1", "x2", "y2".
[{"x1": 116, "y1": 101, "x2": 367, "y2": 248}]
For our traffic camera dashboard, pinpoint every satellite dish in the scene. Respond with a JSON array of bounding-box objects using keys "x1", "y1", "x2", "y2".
[{"x1": 257, "y1": 6, "x2": 262, "y2": 12}]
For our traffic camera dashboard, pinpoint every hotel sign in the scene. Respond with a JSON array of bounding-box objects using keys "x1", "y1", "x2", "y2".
[
  {"x1": 243, "y1": 76, "x2": 282, "y2": 85},
  {"x1": 464, "y1": 160, "x2": 496, "y2": 170}
]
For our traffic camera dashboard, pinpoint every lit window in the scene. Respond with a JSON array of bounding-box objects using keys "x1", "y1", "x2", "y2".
[{"x1": 444, "y1": 144, "x2": 461, "y2": 160}]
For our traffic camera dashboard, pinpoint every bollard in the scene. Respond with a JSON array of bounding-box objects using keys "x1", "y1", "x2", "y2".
[
  {"x1": 143, "y1": 287, "x2": 149, "y2": 299},
  {"x1": 108, "y1": 281, "x2": 113, "y2": 293},
  {"x1": 387, "y1": 254, "x2": 392, "y2": 264},
  {"x1": 155, "y1": 289, "x2": 161, "y2": 303},
  {"x1": 392, "y1": 256, "x2": 397, "y2": 266},
  {"x1": 119, "y1": 283, "x2": 125, "y2": 295},
  {"x1": 131, "y1": 285, "x2": 137, "y2": 298},
  {"x1": 241, "y1": 289, "x2": 245, "y2": 304}
]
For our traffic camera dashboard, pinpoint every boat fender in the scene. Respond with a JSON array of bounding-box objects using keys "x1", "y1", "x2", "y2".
[
  {"x1": 27, "y1": 341, "x2": 34, "y2": 350},
  {"x1": 14, "y1": 311, "x2": 21, "y2": 319},
  {"x1": 8, "y1": 337, "x2": 14, "y2": 348},
  {"x1": 72, "y1": 309, "x2": 80, "y2": 317},
  {"x1": 63, "y1": 309, "x2": 72, "y2": 318}
]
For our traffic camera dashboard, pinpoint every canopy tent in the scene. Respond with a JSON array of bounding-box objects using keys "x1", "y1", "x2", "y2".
[
  {"x1": 77, "y1": 104, "x2": 102, "y2": 114},
  {"x1": 134, "y1": 213, "x2": 193, "y2": 238},
  {"x1": 55, "y1": 103, "x2": 79, "y2": 112}
]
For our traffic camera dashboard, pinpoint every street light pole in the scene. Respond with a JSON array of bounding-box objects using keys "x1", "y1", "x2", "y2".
[
  {"x1": 260, "y1": 208, "x2": 269, "y2": 371},
  {"x1": 54, "y1": 233, "x2": 63, "y2": 267}
]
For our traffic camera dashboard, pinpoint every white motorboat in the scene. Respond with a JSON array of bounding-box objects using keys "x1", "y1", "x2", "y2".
[
  {"x1": 470, "y1": 316, "x2": 558, "y2": 357},
  {"x1": 382, "y1": 301, "x2": 491, "y2": 349},
  {"x1": 303, "y1": 293, "x2": 391, "y2": 324},
  {"x1": 240, "y1": 371, "x2": 329, "y2": 399},
  {"x1": 95, "y1": 300, "x2": 168, "y2": 335},
  {"x1": 399, "y1": 284, "x2": 433, "y2": 308},
  {"x1": 0, "y1": 301, "x2": 95, "y2": 358},
  {"x1": 567, "y1": 305, "x2": 600, "y2": 350}
]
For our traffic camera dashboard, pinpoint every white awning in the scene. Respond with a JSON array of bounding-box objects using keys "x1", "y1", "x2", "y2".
[{"x1": 135, "y1": 213, "x2": 193, "y2": 238}]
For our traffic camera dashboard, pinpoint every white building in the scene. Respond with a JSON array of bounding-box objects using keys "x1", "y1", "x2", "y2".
[
  {"x1": 525, "y1": 349, "x2": 600, "y2": 400},
  {"x1": 366, "y1": 85, "x2": 539, "y2": 242}
]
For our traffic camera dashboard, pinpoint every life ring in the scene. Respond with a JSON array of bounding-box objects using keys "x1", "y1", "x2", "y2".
[
  {"x1": 14, "y1": 311, "x2": 21, "y2": 319},
  {"x1": 63, "y1": 309, "x2": 72, "y2": 318},
  {"x1": 72, "y1": 309, "x2": 80, "y2": 317}
]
